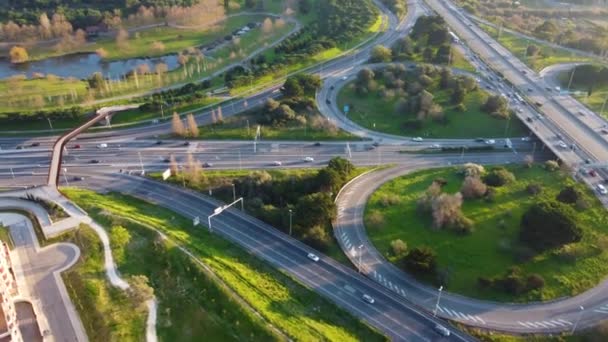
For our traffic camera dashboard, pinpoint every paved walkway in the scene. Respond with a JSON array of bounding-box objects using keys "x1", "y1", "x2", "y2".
[{"x1": 0, "y1": 212, "x2": 85, "y2": 342}]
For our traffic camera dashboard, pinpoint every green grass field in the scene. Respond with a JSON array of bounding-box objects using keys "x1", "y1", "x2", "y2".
[
  {"x1": 337, "y1": 75, "x2": 528, "y2": 139},
  {"x1": 62, "y1": 187, "x2": 385, "y2": 341},
  {"x1": 479, "y1": 24, "x2": 594, "y2": 72},
  {"x1": 365, "y1": 165, "x2": 608, "y2": 302},
  {"x1": 556, "y1": 68, "x2": 608, "y2": 119},
  {"x1": 61, "y1": 224, "x2": 147, "y2": 341}
]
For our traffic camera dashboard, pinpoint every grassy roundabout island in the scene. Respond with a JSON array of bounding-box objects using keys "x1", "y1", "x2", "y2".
[
  {"x1": 364, "y1": 162, "x2": 608, "y2": 302},
  {"x1": 337, "y1": 64, "x2": 528, "y2": 138}
]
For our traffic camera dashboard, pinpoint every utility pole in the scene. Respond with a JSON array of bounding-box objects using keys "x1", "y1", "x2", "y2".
[
  {"x1": 567, "y1": 66, "x2": 577, "y2": 93},
  {"x1": 62, "y1": 168, "x2": 70, "y2": 186},
  {"x1": 231, "y1": 183, "x2": 236, "y2": 202},
  {"x1": 47, "y1": 118, "x2": 54, "y2": 131},
  {"x1": 138, "y1": 152, "x2": 145, "y2": 175},
  {"x1": 433, "y1": 286, "x2": 444, "y2": 317}
]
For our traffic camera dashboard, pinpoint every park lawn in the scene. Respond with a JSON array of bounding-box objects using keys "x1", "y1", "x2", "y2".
[
  {"x1": 365, "y1": 165, "x2": 608, "y2": 302},
  {"x1": 61, "y1": 224, "x2": 147, "y2": 341},
  {"x1": 62, "y1": 187, "x2": 385, "y2": 342},
  {"x1": 479, "y1": 24, "x2": 594, "y2": 72},
  {"x1": 198, "y1": 111, "x2": 360, "y2": 141},
  {"x1": 337, "y1": 78, "x2": 528, "y2": 139}
]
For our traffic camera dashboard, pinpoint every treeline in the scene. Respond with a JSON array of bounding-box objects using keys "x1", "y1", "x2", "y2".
[
  {"x1": 380, "y1": 0, "x2": 407, "y2": 17},
  {"x1": 1, "y1": 0, "x2": 196, "y2": 26},
  {"x1": 567, "y1": 64, "x2": 608, "y2": 89},
  {"x1": 456, "y1": 0, "x2": 608, "y2": 55},
  {"x1": 391, "y1": 16, "x2": 454, "y2": 65},
  {"x1": 274, "y1": 0, "x2": 377, "y2": 57}
]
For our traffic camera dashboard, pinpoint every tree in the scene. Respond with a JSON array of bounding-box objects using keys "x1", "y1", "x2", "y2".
[
  {"x1": 302, "y1": 225, "x2": 331, "y2": 252},
  {"x1": 282, "y1": 77, "x2": 303, "y2": 98},
  {"x1": 556, "y1": 186, "x2": 582, "y2": 204},
  {"x1": 87, "y1": 72, "x2": 105, "y2": 90},
  {"x1": 169, "y1": 154, "x2": 178, "y2": 176},
  {"x1": 482, "y1": 95, "x2": 508, "y2": 118},
  {"x1": 370, "y1": 45, "x2": 392, "y2": 63},
  {"x1": 172, "y1": 112, "x2": 186, "y2": 136},
  {"x1": 431, "y1": 192, "x2": 464, "y2": 229},
  {"x1": 116, "y1": 27, "x2": 129, "y2": 48},
  {"x1": 526, "y1": 44, "x2": 540, "y2": 57},
  {"x1": 217, "y1": 106, "x2": 224, "y2": 122},
  {"x1": 127, "y1": 275, "x2": 155, "y2": 308},
  {"x1": 520, "y1": 201, "x2": 582, "y2": 251},
  {"x1": 451, "y1": 81, "x2": 466, "y2": 104},
  {"x1": 390, "y1": 239, "x2": 408, "y2": 258},
  {"x1": 356, "y1": 68, "x2": 375, "y2": 86},
  {"x1": 9, "y1": 46, "x2": 29, "y2": 63},
  {"x1": 327, "y1": 157, "x2": 354, "y2": 180},
  {"x1": 261, "y1": 17, "x2": 273, "y2": 34},
  {"x1": 524, "y1": 154, "x2": 534, "y2": 168},
  {"x1": 460, "y1": 163, "x2": 485, "y2": 177},
  {"x1": 404, "y1": 246, "x2": 437, "y2": 274},
  {"x1": 294, "y1": 193, "x2": 335, "y2": 231},
  {"x1": 461, "y1": 176, "x2": 487, "y2": 199},
  {"x1": 186, "y1": 113, "x2": 199, "y2": 137},
  {"x1": 417, "y1": 181, "x2": 442, "y2": 214}
]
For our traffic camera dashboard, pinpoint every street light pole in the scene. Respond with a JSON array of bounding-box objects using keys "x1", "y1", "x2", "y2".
[
  {"x1": 433, "y1": 286, "x2": 444, "y2": 317},
  {"x1": 600, "y1": 95, "x2": 608, "y2": 118},
  {"x1": 62, "y1": 168, "x2": 69, "y2": 186},
  {"x1": 288, "y1": 209, "x2": 293, "y2": 236},
  {"x1": 231, "y1": 183, "x2": 236, "y2": 202},
  {"x1": 567, "y1": 66, "x2": 577, "y2": 93},
  {"x1": 138, "y1": 152, "x2": 144, "y2": 175},
  {"x1": 571, "y1": 306, "x2": 585, "y2": 335}
]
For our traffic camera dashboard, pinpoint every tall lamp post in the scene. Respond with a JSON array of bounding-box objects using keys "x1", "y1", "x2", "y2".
[
  {"x1": 207, "y1": 197, "x2": 244, "y2": 232},
  {"x1": 433, "y1": 286, "x2": 444, "y2": 317},
  {"x1": 231, "y1": 183, "x2": 236, "y2": 202},
  {"x1": 571, "y1": 306, "x2": 585, "y2": 335},
  {"x1": 288, "y1": 209, "x2": 293, "y2": 236},
  {"x1": 357, "y1": 244, "x2": 364, "y2": 273}
]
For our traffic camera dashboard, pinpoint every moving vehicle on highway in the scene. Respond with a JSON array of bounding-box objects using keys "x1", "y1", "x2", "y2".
[
  {"x1": 307, "y1": 253, "x2": 320, "y2": 262},
  {"x1": 303, "y1": 157, "x2": 314, "y2": 162},
  {"x1": 434, "y1": 324, "x2": 451, "y2": 337},
  {"x1": 97, "y1": 143, "x2": 108, "y2": 149},
  {"x1": 598, "y1": 184, "x2": 608, "y2": 195},
  {"x1": 362, "y1": 294, "x2": 375, "y2": 304}
]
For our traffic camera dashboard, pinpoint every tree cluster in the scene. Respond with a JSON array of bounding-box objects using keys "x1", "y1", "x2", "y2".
[
  {"x1": 379, "y1": 0, "x2": 407, "y2": 17},
  {"x1": 519, "y1": 200, "x2": 583, "y2": 252},
  {"x1": 478, "y1": 267, "x2": 545, "y2": 296}
]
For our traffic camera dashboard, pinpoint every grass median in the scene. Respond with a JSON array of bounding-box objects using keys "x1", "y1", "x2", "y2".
[
  {"x1": 364, "y1": 164, "x2": 608, "y2": 302},
  {"x1": 62, "y1": 187, "x2": 385, "y2": 341}
]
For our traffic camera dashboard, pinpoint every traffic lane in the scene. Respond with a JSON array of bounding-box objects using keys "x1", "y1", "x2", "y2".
[{"x1": 118, "y1": 179, "x2": 444, "y2": 341}]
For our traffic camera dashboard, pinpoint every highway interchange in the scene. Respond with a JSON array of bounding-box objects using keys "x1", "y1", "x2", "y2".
[{"x1": 2, "y1": 0, "x2": 608, "y2": 340}]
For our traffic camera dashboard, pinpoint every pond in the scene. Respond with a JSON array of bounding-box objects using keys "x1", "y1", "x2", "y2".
[{"x1": 0, "y1": 52, "x2": 183, "y2": 80}]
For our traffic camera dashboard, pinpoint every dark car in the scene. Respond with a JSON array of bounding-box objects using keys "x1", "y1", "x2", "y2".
[
  {"x1": 326, "y1": 99, "x2": 331, "y2": 105},
  {"x1": 601, "y1": 129, "x2": 608, "y2": 135},
  {"x1": 15, "y1": 145, "x2": 23, "y2": 150},
  {"x1": 90, "y1": 159, "x2": 100, "y2": 164},
  {"x1": 526, "y1": 117, "x2": 533, "y2": 123},
  {"x1": 72, "y1": 176, "x2": 85, "y2": 181},
  {"x1": 163, "y1": 158, "x2": 171, "y2": 163},
  {"x1": 330, "y1": 85, "x2": 335, "y2": 90},
  {"x1": 589, "y1": 170, "x2": 597, "y2": 177},
  {"x1": 182, "y1": 141, "x2": 190, "y2": 146},
  {"x1": 72, "y1": 144, "x2": 81, "y2": 149},
  {"x1": 313, "y1": 142, "x2": 322, "y2": 147},
  {"x1": 31, "y1": 142, "x2": 40, "y2": 147},
  {"x1": 203, "y1": 162, "x2": 213, "y2": 168},
  {"x1": 474, "y1": 138, "x2": 485, "y2": 142},
  {"x1": 155, "y1": 140, "x2": 163, "y2": 145}
]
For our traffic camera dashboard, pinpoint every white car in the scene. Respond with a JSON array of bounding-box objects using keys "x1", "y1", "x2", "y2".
[
  {"x1": 412, "y1": 137, "x2": 423, "y2": 142},
  {"x1": 307, "y1": 253, "x2": 320, "y2": 262},
  {"x1": 342, "y1": 76, "x2": 348, "y2": 80},
  {"x1": 431, "y1": 143, "x2": 441, "y2": 149},
  {"x1": 303, "y1": 157, "x2": 314, "y2": 162},
  {"x1": 597, "y1": 184, "x2": 607, "y2": 195},
  {"x1": 97, "y1": 143, "x2": 108, "y2": 149},
  {"x1": 362, "y1": 294, "x2": 375, "y2": 304},
  {"x1": 521, "y1": 137, "x2": 531, "y2": 142},
  {"x1": 272, "y1": 161, "x2": 282, "y2": 166},
  {"x1": 434, "y1": 324, "x2": 451, "y2": 337},
  {"x1": 484, "y1": 139, "x2": 496, "y2": 145},
  {"x1": 558, "y1": 141, "x2": 568, "y2": 149}
]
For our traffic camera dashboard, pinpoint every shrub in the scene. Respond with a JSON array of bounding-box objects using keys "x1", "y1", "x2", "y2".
[
  {"x1": 379, "y1": 194, "x2": 401, "y2": 207},
  {"x1": 526, "y1": 183, "x2": 542, "y2": 195},
  {"x1": 459, "y1": 163, "x2": 485, "y2": 177},
  {"x1": 404, "y1": 246, "x2": 437, "y2": 275},
  {"x1": 367, "y1": 210, "x2": 385, "y2": 228},
  {"x1": 544, "y1": 160, "x2": 559, "y2": 171},
  {"x1": 484, "y1": 187, "x2": 496, "y2": 203},
  {"x1": 526, "y1": 274, "x2": 545, "y2": 291},
  {"x1": 460, "y1": 176, "x2": 487, "y2": 199},
  {"x1": 477, "y1": 276, "x2": 493, "y2": 288},
  {"x1": 431, "y1": 192, "x2": 464, "y2": 230},
  {"x1": 483, "y1": 168, "x2": 516, "y2": 187},
  {"x1": 455, "y1": 103, "x2": 467, "y2": 112},
  {"x1": 390, "y1": 239, "x2": 408, "y2": 258}
]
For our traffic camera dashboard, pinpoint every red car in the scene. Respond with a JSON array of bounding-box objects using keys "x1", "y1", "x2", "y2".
[
  {"x1": 72, "y1": 144, "x2": 81, "y2": 149},
  {"x1": 589, "y1": 170, "x2": 597, "y2": 177}
]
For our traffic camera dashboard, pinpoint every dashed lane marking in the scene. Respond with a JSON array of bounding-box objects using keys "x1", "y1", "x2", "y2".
[
  {"x1": 436, "y1": 306, "x2": 445, "y2": 313},
  {"x1": 557, "y1": 319, "x2": 572, "y2": 326},
  {"x1": 475, "y1": 316, "x2": 486, "y2": 324},
  {"x1": 550, "y1": 320, "x2": 567, "y2": 327}
]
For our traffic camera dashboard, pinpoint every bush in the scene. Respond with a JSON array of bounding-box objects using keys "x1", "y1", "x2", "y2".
[
  {"x1": 404, "y1": 246, "x2": 437, "y2": 275},
  {"x1": 390, "y1": 239, "x2": 408, "y2": 258},
  {"x1": 556, "y1": 186, "x2": 582, "y2": 204},
  {"x1": 484, "y1": 187, "x2": 496, "y2": 203},
  {"x1": 526, "y1": 274, "x2": 545, "y2": 290},
  {"x1": 483, "y1": 168, "x2": 516, "y2": 187},
  {"x1": 544, "y1": 160, "x2": 559, "y2": 171},
  {"x1": 526, "y1": 183, "x2": 542, "y2": 195},
  {"x1": 367, "y1": 210, "x2": 385, "y2": 228},
  {"x1": 459, "y1": 163, "x2": 485, "y2": 177},
  {"x1": 520, "y1": 201, "x2": 582, "y2": 251},
  {"x1": 477, "y1": 276, "x2": 493, "y2": 288},
  {"x1": 379, "y1": 194, "x2": 401, "y2": 207},
  {"x1": 455, "y1": 103, "x2": 467, "y2": 112}
]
